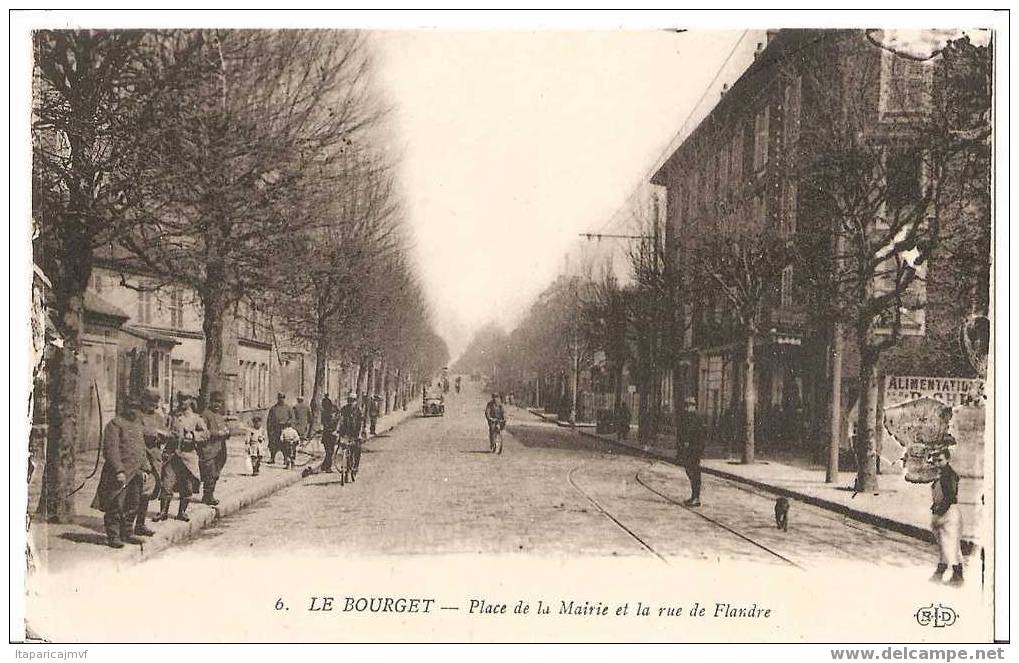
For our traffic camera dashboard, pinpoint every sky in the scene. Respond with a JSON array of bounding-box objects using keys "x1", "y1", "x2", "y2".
[{"x1": 372, "y1": 30, "x2": 764, "y2": 360}]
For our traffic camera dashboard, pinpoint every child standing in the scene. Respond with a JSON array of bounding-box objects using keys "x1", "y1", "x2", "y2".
[
  {"x1": 280, "y1": 425, "x2": 301, "y2": 470},
  {"x1": 246, "y1": 417, "x2": 267, "y2": 476}
]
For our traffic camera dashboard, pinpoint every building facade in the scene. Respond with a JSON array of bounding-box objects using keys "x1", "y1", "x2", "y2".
[{"x1": 652, "y1": 29, "x2": 989, "y2": 465}]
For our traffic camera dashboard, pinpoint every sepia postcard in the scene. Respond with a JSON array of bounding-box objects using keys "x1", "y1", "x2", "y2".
[{"x1": 9, "y1": 9, "x2": 1009, "y2": 650}]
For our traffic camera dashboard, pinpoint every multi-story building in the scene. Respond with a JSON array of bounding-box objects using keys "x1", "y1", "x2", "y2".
[{"x1": 652, "y1": 29, "x2": 989, "y2": 466}]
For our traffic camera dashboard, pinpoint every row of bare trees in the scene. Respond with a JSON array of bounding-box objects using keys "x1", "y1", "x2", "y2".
[
  {"x1": 32, "y1": 29, "x2": 446, "y2": 522},
  {"x1": 459, "y1": 31, "x2": 990, "y2": 494}
]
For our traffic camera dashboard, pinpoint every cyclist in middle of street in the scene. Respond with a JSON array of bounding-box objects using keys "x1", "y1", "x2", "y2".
[
  {"x1": 484, "y1": 393, "x2": 506, "y2": 453},
  {"x1": 338, "y1": 391, "x2": 365, "y2": 481}
]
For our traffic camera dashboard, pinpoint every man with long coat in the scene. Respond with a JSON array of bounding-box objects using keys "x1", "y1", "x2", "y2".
[
  {"x1": 198, "y1": 391, "x2": 231, "y2": 506},
  {"x1": 134, "y1": 388, "x2": 171, "y2": 536},
  {"x1": 155, "y1": 395, "x2": 205, "y2": 522},
  {"x1": 266, "y1": 393, "x2": 293, "y2": 465},
  {"x1": 677, "y1": 397, "x2": 706, "y2": 507},
  {"x1": 92, "y1": 394, "x2": 155, "y2": 548}
]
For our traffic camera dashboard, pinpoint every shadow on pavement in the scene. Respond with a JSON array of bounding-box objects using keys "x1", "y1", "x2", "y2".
[{"x1": 57, "y1": 531, "x2": 108, "y2": 547}]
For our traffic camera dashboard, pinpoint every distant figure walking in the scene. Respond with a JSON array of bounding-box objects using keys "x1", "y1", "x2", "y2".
[{"x1": 368, "y1": 394, "x2": 382, "y2": 436}]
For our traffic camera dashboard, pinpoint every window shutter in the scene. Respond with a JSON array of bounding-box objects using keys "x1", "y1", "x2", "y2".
[{"x1": 784, "y1": 76, "x2": 801, "y2": 148}]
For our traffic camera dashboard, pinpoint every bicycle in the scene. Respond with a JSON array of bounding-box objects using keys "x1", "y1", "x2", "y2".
[
  {"x1": 336, "y1": 434, "x2": 364, "y2": 484},
  {"x1": 488, "y1": 420, "x2": 504, "y2": 455}
]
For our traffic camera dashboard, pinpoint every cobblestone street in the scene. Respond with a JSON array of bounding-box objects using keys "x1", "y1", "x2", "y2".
[{"x1": 154, "y1": 384, "x2": 939, "y2": 569}]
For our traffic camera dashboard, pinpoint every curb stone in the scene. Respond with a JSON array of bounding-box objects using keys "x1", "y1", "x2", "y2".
[
  {"x1": 520, "y1": 406, "x2": 975, "y2": 554},
  {"x1": 110, "y1": 409, "x2": 415, "y2": 569}
]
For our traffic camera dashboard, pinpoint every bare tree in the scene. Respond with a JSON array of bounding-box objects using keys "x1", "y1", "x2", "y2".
[
  {"x1": 31, "y1": 30, "x2": 192, "y2": 522},
  {"x1": 688, "y1": 219, "x2": 791, "y2": 464},
  {"x1": 796, "y1": 31, "x2": 991, "y2": 491},
  {"x1": 119, "y1": 29, "x2": 382, "y2": 405}
]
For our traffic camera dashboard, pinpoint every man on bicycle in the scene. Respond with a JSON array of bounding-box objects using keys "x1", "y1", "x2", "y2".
[
  {"x1": 337, "y1": 392, "x2": 365, "y2": 482},
  {"x1": 484, "y1": 393, "x2": 506, "y2": 453}
]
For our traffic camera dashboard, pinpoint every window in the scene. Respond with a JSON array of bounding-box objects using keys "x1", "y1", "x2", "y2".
[
  {"x1": 752, "y1": 194, "x2": 768, "y2": 229},
  {"x1": 879, "y1": 49, "x2": 933, "y2": 119},
  {"x1": 689, "y1": 171, "x2": 700, "y2": 218},
  {"x1": 137, "y1": 290, "x2": 153, "y2": 324},
  {"x1": 782, "y1": 180, "x2": 798, "y2": 236},
  {"x1": 169, "y1": 289, "x2": 184, "y2": 329},
  {"x1": 91, "y1": 273, "x2": 104, "y2": 294},
  {"x1": 783, "y1": 75, "x2": 802, "y2": 148},
  {"x1": 771, "y1": 370, "x2": 784, "y2": 407},
  {"x1": 703, "y1": 158, "x2": 715, "y2": 207},
  {"x1": 730, "y1": 132, "x2": 743, "y2": 187},
  {"x1": 718, "y1": 142, "x2": 730, "y2": 194},
  {"x1": 780, "y1": 265, "x2": 794, "y2": 309},
  {"x1": 753, "y1": 106, "x2": 770, "y2": 172},
  {"x1": 150, "y1": 351, "x2": 161, "y2": 389},
  {"x1": 886, "y1": 149, "x2": 923, "y2": 210}
]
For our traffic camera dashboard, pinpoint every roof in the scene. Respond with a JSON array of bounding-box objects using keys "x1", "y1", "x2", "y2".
[
  {"x1": 122, "y1": 324, "x2": 181, "y2": 347},
  {"x1": 84, "y1": 292, "x2": 130, "y2": 322}
]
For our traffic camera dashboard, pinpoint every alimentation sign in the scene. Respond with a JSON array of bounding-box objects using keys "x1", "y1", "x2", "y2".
[
  {"x1": 881, "y1": 375, "x2": 986, "y2": 481},
  {"x1": 883, "y1": 376, "x2": 985, "y2": 408}
]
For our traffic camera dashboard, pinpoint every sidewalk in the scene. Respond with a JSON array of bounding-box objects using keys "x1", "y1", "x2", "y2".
[
  {"x1": 523, "y1": 406, "x2": 983, "y2": 552},
  {"x1": 26, "y1": 406, "x2": 416, "y2": 574}
]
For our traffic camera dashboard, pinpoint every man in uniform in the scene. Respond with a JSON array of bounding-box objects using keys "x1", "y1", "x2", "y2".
[
  {"x1": 134, "y1": 388, "x2": 171, "y2": 537},
  {"x1": 292, "y1": 395, "x2": 312, "y2": 441},
  {"x1": 198, "y1": 391, "x2": 231, "y2": 506},
  {"x1": 92, "y1": 393, "x2": 155, "y2": 548},
  {"x1": 677, "y1": 397, "x2": 706, "y2": 507},
  {"x1": 368, "y1": 394, "x2": 382, "y2": 436},
  {"x1": 266, "y1": 393, "x2": 293, "y2": 465}
]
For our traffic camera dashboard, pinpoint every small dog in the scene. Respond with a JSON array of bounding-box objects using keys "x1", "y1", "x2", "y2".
[{"x1": 774, "y1": 497, "x2": 790, "y2": 531}]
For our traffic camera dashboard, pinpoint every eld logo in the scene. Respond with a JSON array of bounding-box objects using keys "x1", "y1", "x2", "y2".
[{"x1": 915, "y1": 604, "x2": 958, "y2": 628}]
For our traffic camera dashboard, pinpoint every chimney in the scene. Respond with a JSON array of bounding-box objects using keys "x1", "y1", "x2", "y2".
[
  {"x1": 720, "y1": 82, "x2": 730, "y2": 99},
  {"x1": 753, "y1": 42, "x2": 764, "y2": 60},
  {"x1": 766, "y1": 29, "x2": 780, "y2": 45}
]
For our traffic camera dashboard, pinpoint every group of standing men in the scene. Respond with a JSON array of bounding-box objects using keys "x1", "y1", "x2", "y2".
[{"x1": 92, "y1": 389, "x2": 231, "y2": 549}]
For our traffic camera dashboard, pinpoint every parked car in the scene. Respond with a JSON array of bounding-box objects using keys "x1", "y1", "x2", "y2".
[{"x1": 422, "y1": 395, "x2": 445, "y2": 417}]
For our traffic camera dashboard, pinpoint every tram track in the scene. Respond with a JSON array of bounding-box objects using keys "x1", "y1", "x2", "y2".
[{"x1": 566, "y1": 464, "x2": 670, "y2": 564}]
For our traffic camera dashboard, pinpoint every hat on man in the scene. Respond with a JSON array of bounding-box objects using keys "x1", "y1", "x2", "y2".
[
  {"x1": 277, "y1": 392, "x2": 286, "y2": 400},
  {"x1": 347, "y1": 391, "x2": 357, "y2": 401},
  {"x1": 141, "y1": 388, "x2": 161, "y2": 405},
  {"x1": 684, "y1": 397, "x2": 697, "y2": 407}
]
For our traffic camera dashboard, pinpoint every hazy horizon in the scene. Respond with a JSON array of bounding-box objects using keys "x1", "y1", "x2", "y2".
[{"x1": 373, "y1": 30, "x2": 764, "y2": 361}]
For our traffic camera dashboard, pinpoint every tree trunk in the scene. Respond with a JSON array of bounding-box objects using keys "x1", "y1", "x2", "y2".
[
  {"x1": 612, "y1": 359, "x2": 624, "y2": 412},
  {"x1": 310, "y1": 336, "x2": 327, "y2": 432},
  {"x1": 383, "y1": 366, "x2": 391, "y2": 414},
  {"x1": 826, "y1": 322, "x2": 844, "y2": 483},
  {"x1": 38, "y1": 290, "x2": 85, "y2": 523},
  {"x1": 854, "y1": 349, "x2": 881, "y2": 493},
  {"x1": 742, "y1": 329, "x2": 756, "y2": 464},
  {"x1": 199, "y1": 286, "x2": 228, "y2": 409},
  {"x1": 355, "y1": 358, "x2": 368, "y2": 397},
  {"x1": 568, "y1": 343, "x2": 579, "y2": 425}
]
